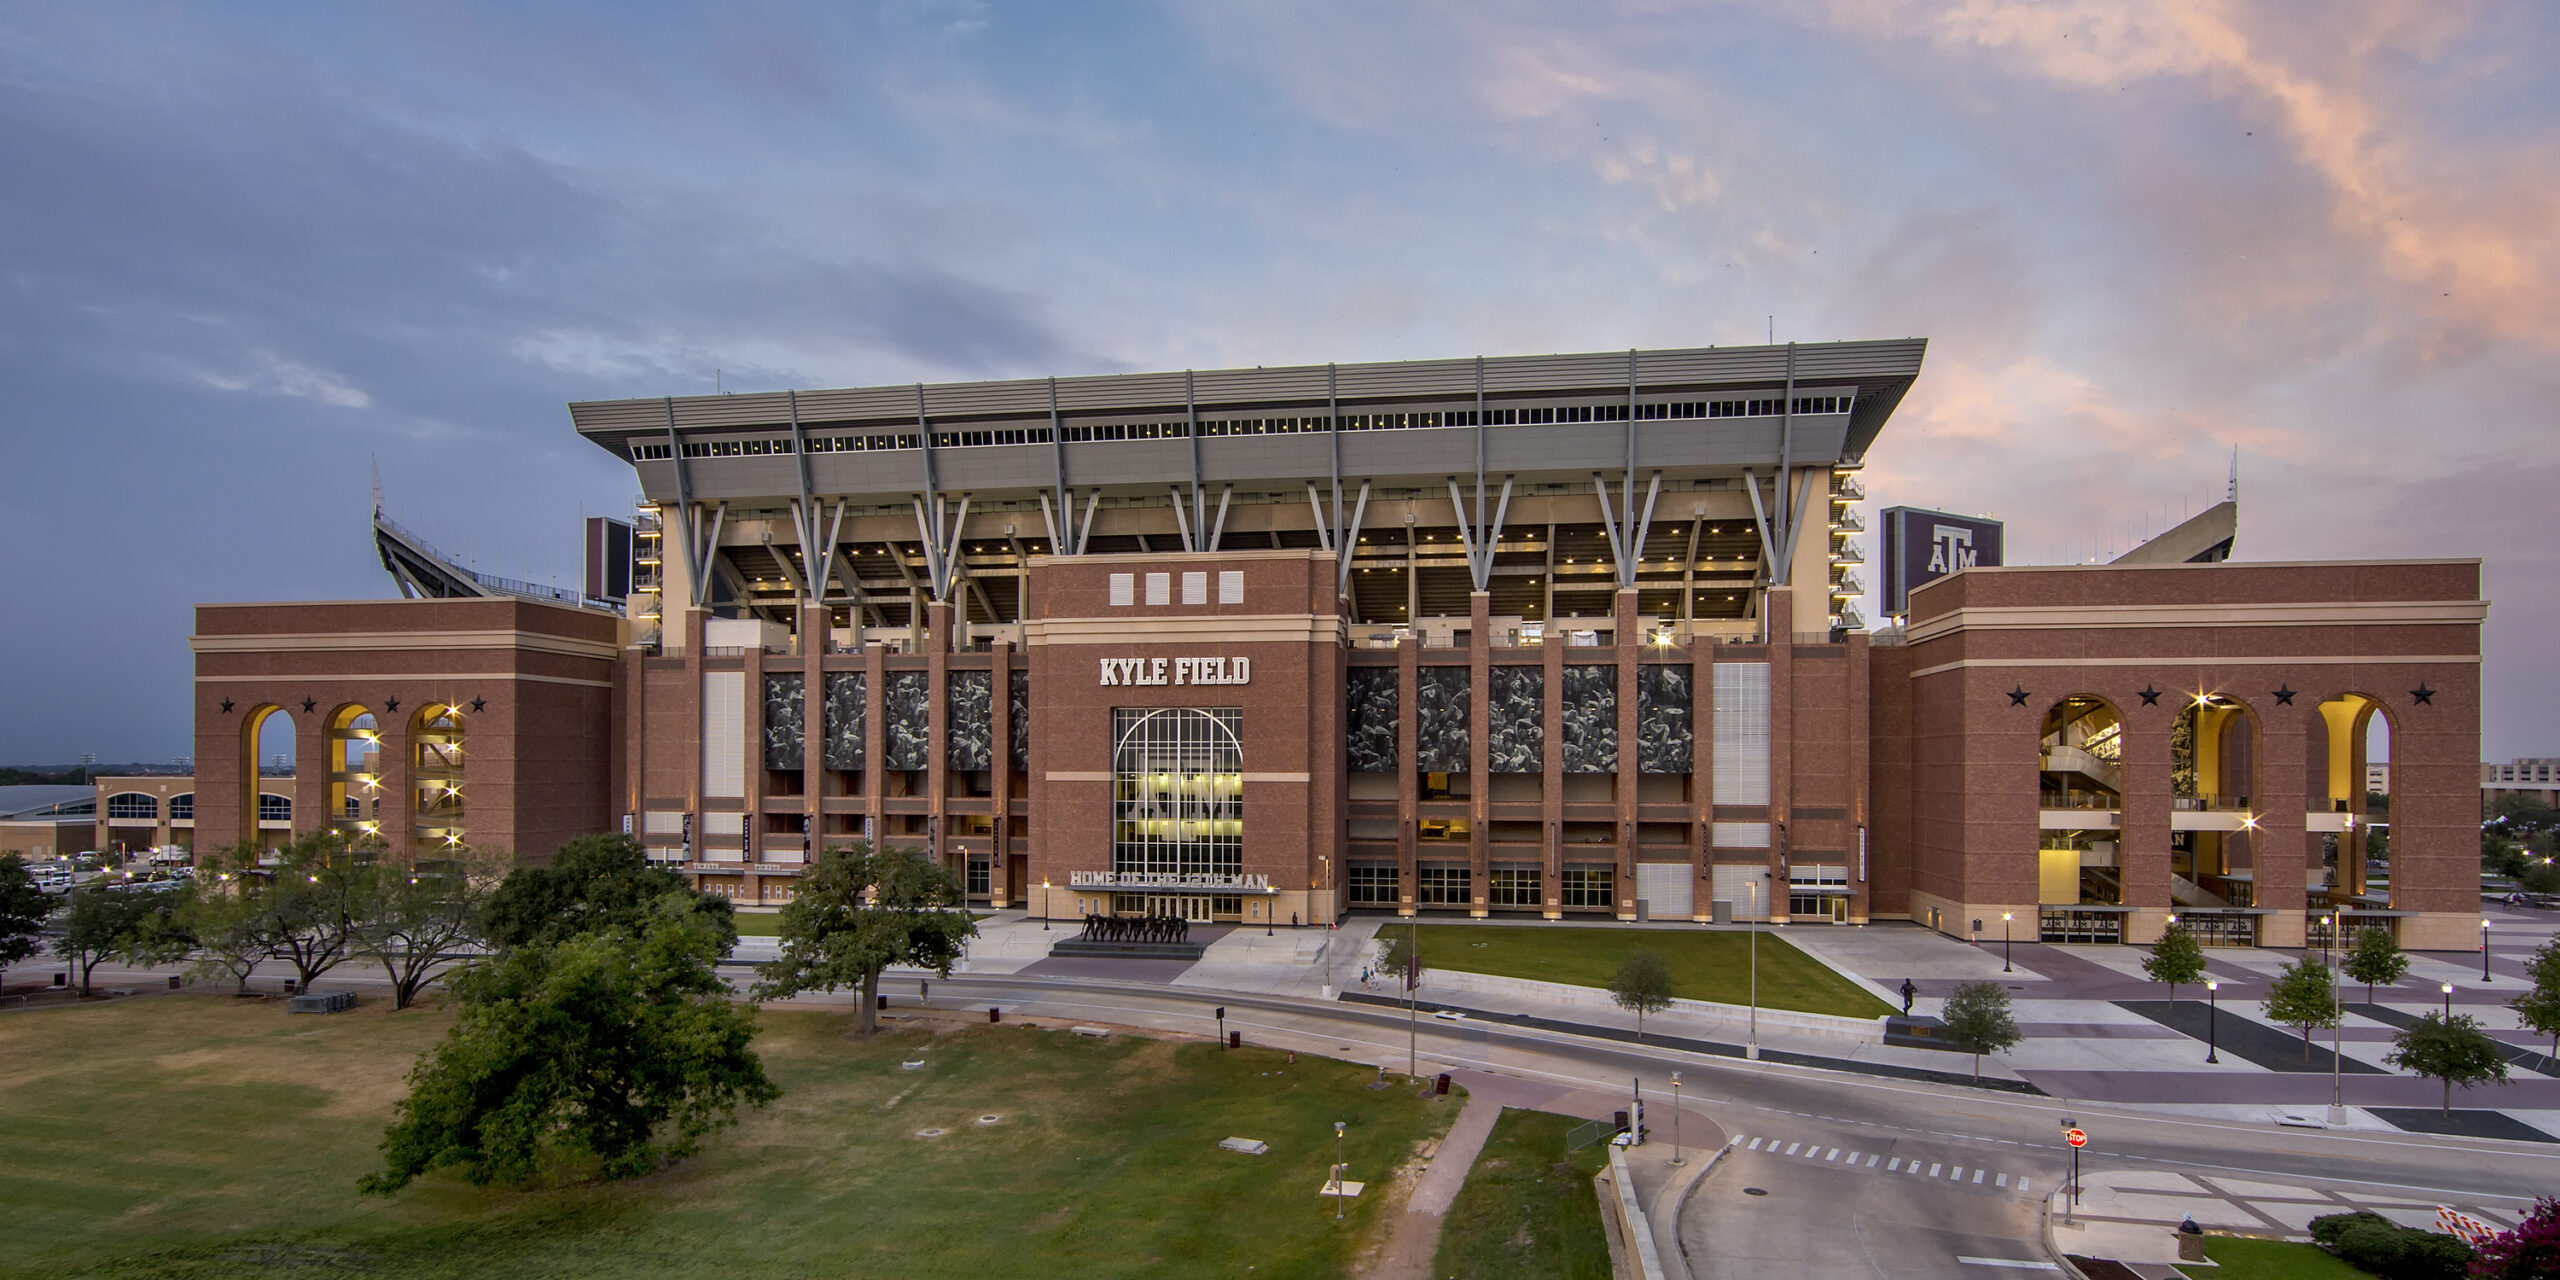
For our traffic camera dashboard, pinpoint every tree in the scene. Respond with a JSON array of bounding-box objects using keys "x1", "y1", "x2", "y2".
[
  {"x1": 361, "y1": 897, "x2": 777, "y2": 1193},
  {"x1": 2384, "y1": 1011, "x2": 2511, "y2": 1118},
  {"x1": 0, "y1": 854, "x2": 51, "y2": 980},
  {"x1": 261, "y1": 832, "x2": 374, "y2": 993},
  {"x1": 172, "y1": 869, "x2": 282, "y2": 994},
  {"x1": 1939, "y1": 980, "x2": 2023, "y2": 1083},
  {"x1": 2522, "y1": 860, "x2": 2560, "y2": 896},
  {"x1": 1608, "y1": 948, "x2": 1675, "y2": 1041},
  {"x1": 2471, "y1": 1195, "x2": 2560, "y2": 1280},
  {"x1": 351, "y1": 851, "x2": 502, "y2": 1010},
  {"x1": 748, "y1": 842, "x2": 976, "y2": 1036},
  {"x1": 51, "y1": 885, "x2": 166, "y2": 996},
  {"x1": 2341, "y1": 926, "x2": 2411, "y2": 1008},
  {"x1": 2515, "y1": 939, "x2": 2560, "y2": 1065},
  {"x1": 2262, "y1": 958, "x2": 2341, "y2": 1063},
  {"x1": 1374, "y1": 924, "x2": 1428, "y2": 987},
  {"x1": 485, "y1": 833, "x2": 735, "y2": 953},
  {"x1": 2142, "y1": 922, "x2": 2207, "y2": 1005}
]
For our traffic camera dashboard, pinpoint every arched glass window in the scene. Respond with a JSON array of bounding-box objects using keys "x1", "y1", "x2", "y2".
[
  {"x1": 169, "y1": 793, "x2": 193, "y2": 820},
  {"x1": 258, "y1": 793, "x2": 292, "y2": 823},
  {"x1": 106, "y1": 793, "x2": 159, "y2": 820},
  {"x1": 1111, "y1": 708, "x2": 1243, "y2": 881}
]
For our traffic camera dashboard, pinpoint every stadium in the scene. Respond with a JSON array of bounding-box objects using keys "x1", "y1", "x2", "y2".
[{"x1": 173, "y1": 339, "x2": 2486, "y2": 951}]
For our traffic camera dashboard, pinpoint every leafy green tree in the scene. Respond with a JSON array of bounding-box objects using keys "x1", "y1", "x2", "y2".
[
  {"x1": 1940, "y1": 980, "x2": 2023, "y2": 1083},
  {"x1": 749, "y1": 842, "x2": 976, "y2": 1036},
  {"x1": 172, "y1": 868, "x2": 283, "y2": 994},
  {"x1": 2342, "y1": 926, "x2": 2411, "y2": 1007},
  {"x1": 2143, "y1": 922, "x2": 2207, "y2": 1005},
  {"x1": 1374, "y1": 924, "x2": 1428, "y2": 992},
  {"x1": 2263, "y1": 958, "x2": 2342, "y2": 1063},
  {"x1": 0, "y1": 854, "x2": 51, "y2": 980},
  {"x1": 351, "y1": 850, "x2": 502, "y2": 1010},
  {"x1": 2522, "y1": 860, "x2": 2560, "y2": 896},
  {"x1": 2511, "y1": 938, "x2": 2560, "y2": 1064},
  {"x1": 484, "y1": 833, "x2": 735, "y2": 953},
  {"x1": 2384, "y1": 1011, "x2": 2511, "y2": 1118},
  {"x1": 1608, "y1": 947, "x2": 1675, "y2": 1041},
  {"x1": 261, "y1": 832, "x2": 376, "y2": 993},
  {"x1": 361, "y1": 897, "x2": 776, "y2": 1193},
  {"x1": 51, "y1": 885, "x2": 168, "y2": 996}
]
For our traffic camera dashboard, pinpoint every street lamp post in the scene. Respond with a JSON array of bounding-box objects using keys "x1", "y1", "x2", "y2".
[
  {"x1": 2483, "y1": 919, "x2": 2493, "y2": 982},
  {"x1": 1670, "y1": 1072, "x2": 1684, "y2": 1166},
  {"x1": 2327, "y1": 934, "x2": 2346, "y2": 1125},
  {"x1": 2442, "y1": 982, "x2": 2454, "y2": 1019},
  {"x1": 2002, "y1": 911, "x2": 2014, "y2": 974},
  {"x1": 1334, "y1": 1121, "x2": 1347, "y2": 1222},
  {"x1": 1041, "y1": 880, "x2": 1050, "y2": 930},
  {"x1": 2205, "y1": 980, "x2": 2220, "y2": 1064},
  {"x1": 1747, "y1": 881, "x2": 1761, "y2": 1060}
]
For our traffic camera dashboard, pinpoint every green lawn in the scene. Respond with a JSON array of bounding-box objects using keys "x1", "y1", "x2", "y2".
[
  {"x1": 0, "y1": 996, "x2": 1457, "y2": 1279},
  {"x1": 2179, "y1": 1235, "x2": 2370, "y2": 1279},
  {"x1": 1396, "y1": 924, "x2": 1894, "y2": 1019},
  {"x1": 1431, "y1": 1108, "x2": 1612, "y2": 1280}
]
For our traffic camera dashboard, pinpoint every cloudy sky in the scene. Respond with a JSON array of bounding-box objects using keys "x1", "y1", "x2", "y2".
[{"x1": 3, "y1": 2, "x2": 2552, "y2": 764}]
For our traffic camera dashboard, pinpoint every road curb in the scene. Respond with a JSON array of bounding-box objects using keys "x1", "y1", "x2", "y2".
[{"x1": 2042, "y1": 1188, "x2": 2094, "y2": 1280}]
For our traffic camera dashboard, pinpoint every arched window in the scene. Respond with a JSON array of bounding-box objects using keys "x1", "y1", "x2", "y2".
[
  {"x1": 106, "y1": 793, "x2": 159, "y2": 820},
  {"x1": 1111, "y1": 707, "x2": 1243, "y2": 882},
  {"x1": 257, "y1": 793, "x2": 292, "y2": 823},
  {"x1": 413, "y1": 703, "x2": 466, "y2": 848},
  {"x1": 168, "y1": 793, "x2": 193, "y2": 821}
]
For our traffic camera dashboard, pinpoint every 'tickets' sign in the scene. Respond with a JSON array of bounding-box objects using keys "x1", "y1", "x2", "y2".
[
  {"x1": 1098, "y1": 656, "x2": 1252, "y2": 687},
  {"x1": 1880, "y1": 506, "x2": 2005, "y2": 616}
]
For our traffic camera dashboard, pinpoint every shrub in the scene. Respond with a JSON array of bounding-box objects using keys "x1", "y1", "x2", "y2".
[
  {"x1": 2309, "y1": 1210, "x2": 2392, "y2": 1247},
  {"x1": 2329, "y1": 1218, "x2": 2474, "y2": 1280}
]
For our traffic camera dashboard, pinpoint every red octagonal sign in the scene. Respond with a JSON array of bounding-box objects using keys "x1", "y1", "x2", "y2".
[{"x1": 2065, "y1": 1128, "x2": 2088, "y2": 1148}]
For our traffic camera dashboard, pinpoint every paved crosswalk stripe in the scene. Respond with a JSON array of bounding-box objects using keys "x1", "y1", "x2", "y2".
[
  {"x1": 1887, "y1": 1158, "x2": 1901, "y2": 1171},
  {"x1": 1930, "y1": 1163, "x2": 1943, "y2": 1177},
  {"x1": 1973, "y1": 1169, "x2": 1985, "y2": 1184},
  {"x1": 1867, "y1": 1154, "x2": 1881, "y2": 1168},
  {"x1": 1950, "y1": 1166, "x2": 1964, "y2": 1181},
  {"x1": 1785, "y1": 1143, "x2": 1800, "y2": 1156},
  {"x1": 1747, "y1": 1138, "x2": 1763, "y2": 1150},
  {"x1": 1847, "y1": 1151, "x2": 1862, "y2": 1163},
  {"x1": 2019, "y1": 1178, "x2": 2030, "y2": 1193},
  {"x1": 1826, "y1": 1148, "x2": 1840, "y2": 1161}
]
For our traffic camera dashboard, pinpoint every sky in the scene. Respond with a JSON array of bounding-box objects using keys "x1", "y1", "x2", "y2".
[{"x1": 2, "y1": 1, "x2": 2554, "y2": 764}]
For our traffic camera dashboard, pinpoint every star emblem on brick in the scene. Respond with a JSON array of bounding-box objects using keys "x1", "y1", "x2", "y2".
[
  {"x1": 2137, "y1": 685, "x2": 2162, "y2": 707},
  {"x1": 2410, "y1": 684, "x2": 2435, "y2": 705},
  {"x1": 300, "y1": 697, "x2": 316, "y2": 713},
  {"x1": 469, "y1": 697, "x2": 486, "y2": 712},
  {"x1": 219, "y1": 698, "x2": 235, "y2": 714},
  {"x1": 384, "y1": 696, "x2": 400, "y2": 712},
  {"x1": 2007, "y1": 685, "x2": 2031, "y2": 706},
  {"x1": 2272, "y1": 686, "x2": 2296, "y2": 706}
]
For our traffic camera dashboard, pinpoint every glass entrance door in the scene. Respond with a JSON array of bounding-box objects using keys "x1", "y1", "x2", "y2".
[{"x1": 1143, "y1": 894, "x2": 1212, "y2": 922}]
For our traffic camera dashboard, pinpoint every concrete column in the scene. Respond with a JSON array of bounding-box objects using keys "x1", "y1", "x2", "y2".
[
  {"x1": 1614, "y1": 588, "x2": 1640, "y2": 921},
  {"x1": 800, "y1": 603, "x2": 826, "y2": 864},
  {"x1": 1468, "y1": 591, "x2": 1491, "y2": 918},
  {"x1": 1766, "y1": 589, "x2": 1795, "y2": 922},
  {"x1": 292, "y1": 706, "x2": 330, "y2": 841},
  {"x1": 990, "y1": 639, "x2": 1013, "y2": 906},
  {"x1": 1395, "y1": 636, "x2": 1418, "y2": 916},
  {"x1": 1541, "y1": 624, "x2": 1565, "y2": 919},
  {"x1": 864, "y1": 642, "x2": 886, "y2": 854},
  {"x1": 927, "y1": 600, "x2": 952, "y2": 875},
  {"x1": 2256, "y1": 695, "x2": 2310, "y2": 948}
]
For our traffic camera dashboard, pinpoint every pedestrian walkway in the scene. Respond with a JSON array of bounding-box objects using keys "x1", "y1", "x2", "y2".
[
  {"x1": 1727, "y1": 1133, "x2": 2037, "y2": 1197},
  {"x1": 1362, "y1": 1072, "x2": 1617, "y2": 1280}
]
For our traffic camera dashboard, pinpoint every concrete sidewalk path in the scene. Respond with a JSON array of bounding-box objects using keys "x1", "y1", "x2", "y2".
[{"x1": 1363, "y1": 1071, "x2": 1614, "y2": 1280}]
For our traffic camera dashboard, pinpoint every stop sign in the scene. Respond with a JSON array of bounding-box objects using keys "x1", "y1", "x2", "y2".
[{"x1": 2065, "y1": 1128, "x2": 2088, "y2": 1148}]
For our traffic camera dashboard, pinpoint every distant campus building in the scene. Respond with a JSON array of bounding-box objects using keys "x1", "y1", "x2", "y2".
[{"x1": 166, "y1": 340, "x2": 2487, "y2": 950}]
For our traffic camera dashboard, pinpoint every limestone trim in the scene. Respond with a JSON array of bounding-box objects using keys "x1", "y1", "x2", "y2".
[
  {"x1": 1907, "y1": 654, "x2": 2481, "y2": 680},
  {"x1": 1022, "y1": 614, "x2": 1343, "y2": 646},
  {"x1": 1904, "y1": 600, "x2": 2487, "y2": 644},
  {"x1": 190, "y1": 629, "x2": 622, "y2": 661},
  {"x1": 194, "y1": 671, "x2": 617, "y2": 690}
]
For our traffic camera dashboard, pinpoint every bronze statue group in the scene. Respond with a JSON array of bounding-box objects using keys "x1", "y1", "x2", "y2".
[{"x1": 1079, "y1": 912, "x2": 1191, "y2": 945}]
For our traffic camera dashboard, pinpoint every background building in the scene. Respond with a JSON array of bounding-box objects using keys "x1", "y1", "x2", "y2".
[
  {"x1": 2483, "y1": 757, "x2": 2559, "y2": 808},
  {"x1": 0, "y1": 786, "x2": 96, "y2": 861}
]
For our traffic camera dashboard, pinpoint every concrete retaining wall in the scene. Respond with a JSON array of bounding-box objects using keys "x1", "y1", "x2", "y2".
[{"x1": 1420, "y1": 968, "x2": 1888, "y2": 1040}]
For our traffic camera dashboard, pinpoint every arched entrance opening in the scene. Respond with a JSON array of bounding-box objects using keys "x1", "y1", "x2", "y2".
[
  {"x1": 412, "y1": 703, "x2": 466, "y2": 851},
  {"x1": 244, "y1": 705, "x2": 297, "y2": 858},
  {"x1": 2170, "y1": 692, "x2": 2259, "y2": 938},
  {"x1": 1109, "y1": 707, "x2": 1244, "y2": 922},
  {"x1": 2314, "y1": 693, "x2": 2395, "y2": 941},
  {"x1": 2038, "y1": 696, "x2": 2125, "y2": 942},
  {"x1": 329, "y1": 707, "x2": 383, "y2": 841}
]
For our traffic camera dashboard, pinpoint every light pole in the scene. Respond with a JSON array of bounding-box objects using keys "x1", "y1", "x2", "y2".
[
  {"x1": 2442, "y1": 982, "x2": 2454, "y2": 1019},
  {"x1": 2327, "y1": 937, "x2": 2345, "y2": 1125},
  {"x1": 2482, "y1": 918, "x2": 2493, "y2": 982},
  {"x1": 1747, "y1": 880, "x2": 1761, "y2": 1060},
  {"x1": 1670, "y1": 1071, "x2": 1684, "y2": 1165},
  {"x1": 1334, "y1": 1121, "x2": 1347, "y2": 1222},
  {"x1": 1041, "y1": 880, "x2": 1050, "y2": 930},
  {"x1": 2002, "y1": 911, "x2": 2014, "y2": 973},
  {"x1": 2205, "y1": 980, "x2": 2220, "y2": 1064}
]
